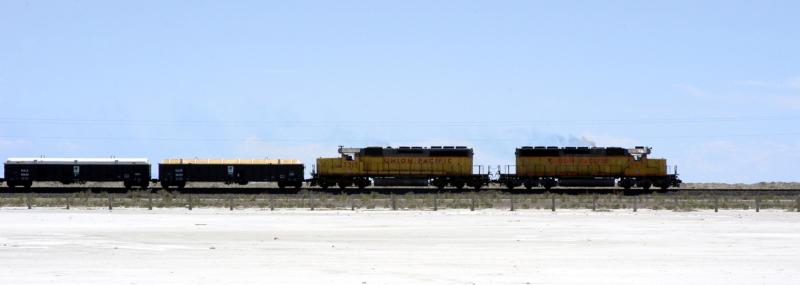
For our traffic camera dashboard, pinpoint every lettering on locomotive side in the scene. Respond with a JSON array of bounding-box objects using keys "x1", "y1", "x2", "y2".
[
  {"x1": 543, "y1": 157, "x2": 612, "y2": 165},
  {"x1": 381, "y1": 157, "x2": 455, "y2": 164}
]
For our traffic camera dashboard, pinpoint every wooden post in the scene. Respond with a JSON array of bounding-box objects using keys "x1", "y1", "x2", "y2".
[
  {"x1": 509, "y1": 194, "x2": 515, "y2": 212},
  {"x1": 148, "y1": 193, "x2": 153, "y2": 210},
  {"x1": 350, "y1": 196, "x2": 355, "y2": 211},
  {"x1": 391, "y1": 193, "x2": 396, "y2": 211},
  {"x1": 27, "y1": 194, "x2": 32, "y2": 209},
  {"x1": 66, "y1": 196, "x2": 71, "y2": 210},
  {"x1": 310, "y1": 191, "x2": 315, "y2": 211},
  {"x1": 270, "y1": 195, "x2": 275, "y2": 211},
  {"x1": 796, "y1": 196, "x2": 800, "y2": 212},
  {"x1": 633, "y1": 197, "x2": 637, "y2": 212},
  {"x1": 592, "y1": 195, "x2": 597, "y2": 211},
  {"x1": 228, "y1": 195, "x2": 233, "y2": 211},
  {"x1": 755, "y1": 196, "x2": 760, "y2": 213},
  {"x1": 551, "y1": 195, "x2": 556, "y2": 212},
  {"x1": 108, "y1": 193, "x2": 112, "y2": 211},
  {"x1": 434, "y1": 192, "x2": 438, "y2": 211},
  {"x1": 714, "y1": 197, "x2": 718, "y2": 212},
  {"x1": 188, "y1": 195, "x2": 193, "y2": 210},
  {"x1": 470, "y1": 195, "x2": 475, "y2": 211}
]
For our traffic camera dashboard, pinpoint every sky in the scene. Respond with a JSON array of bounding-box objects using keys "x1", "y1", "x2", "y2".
[{"x1": 1, "y1": 0, "x2": 799, "y2": 183}]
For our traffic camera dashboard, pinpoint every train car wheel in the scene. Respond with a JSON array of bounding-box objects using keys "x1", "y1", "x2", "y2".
[
  {"x1": 338, "y1": 182, "x2": 347, "y2": 190},
  {"x1": 123, "y1": 182, "x2": 132, "y2": 189},
  {"x1": 7, "y1": 182, "x2": 15, "y2": 188},
  {"x1": 294, "y1": 182, "x2": 302, "y2": 189},
  {"x1": 24, "y1": 182, "x2": 32, "y2": 189}
]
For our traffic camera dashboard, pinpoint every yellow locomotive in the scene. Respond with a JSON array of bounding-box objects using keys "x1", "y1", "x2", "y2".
[
  {"x1": 498, "y1": 146, "x2": 680, "y2": 190},
  {"x1": 313, "y1": 146, "x2": 490, "y2": 189}
]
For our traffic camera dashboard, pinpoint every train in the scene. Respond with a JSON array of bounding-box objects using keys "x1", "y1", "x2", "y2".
[{"x1": 2, "y1": 146, "x2": 681, "y2": 191}]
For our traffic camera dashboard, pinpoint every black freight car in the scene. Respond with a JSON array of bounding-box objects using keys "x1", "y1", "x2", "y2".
[
  {"x1": 4, "y1": 158, "x2": 151, "y2": 189},
  {"x1": 159, "y1": 158, "x2": 304, "y2": 189}
]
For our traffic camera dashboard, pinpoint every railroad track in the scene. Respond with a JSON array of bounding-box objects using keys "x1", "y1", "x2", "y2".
[{"x1": 2, "y1": 187, "x2": 800, "y2": 196}]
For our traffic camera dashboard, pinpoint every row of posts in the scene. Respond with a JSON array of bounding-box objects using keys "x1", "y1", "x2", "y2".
[{"x1": 3, "y1": 193, "x2": 797, "y2": 212}]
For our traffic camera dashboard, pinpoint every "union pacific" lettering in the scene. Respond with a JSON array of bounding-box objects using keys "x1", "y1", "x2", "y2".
[{"x1": 381, "y1": 158, "x2": 454, "y2": 164}]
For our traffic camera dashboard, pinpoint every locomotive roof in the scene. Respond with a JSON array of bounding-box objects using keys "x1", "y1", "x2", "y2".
[
  {"x1": 160, "y1": 158, "x2": 302, "y2": 165},
  {"x1": 360, "y1": 146, "x2": 473, "y2": 157},
  {"x1": 516, "y1": 146, "x2": 632, "y2": 156},
  {"x1": 5, "y1": 158, "x2": 150, "y2": 165}
]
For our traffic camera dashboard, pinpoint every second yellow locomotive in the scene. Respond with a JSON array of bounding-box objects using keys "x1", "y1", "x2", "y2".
[{"x1": 313, "y1": 146, "x2": 490, "y2": 189}]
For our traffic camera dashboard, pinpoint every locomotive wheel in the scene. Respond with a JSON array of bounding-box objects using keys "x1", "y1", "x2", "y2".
[
  {"x1": 640, "y1": 180, "x2": 652, "y2": 190},
  {"x1": 338, "y1": 182, "x2": 348, "y2": 190},
  {"x1": 473, "y1": 184, "x2": 482, "y2": 190},
  {"x1": 524, "y1": 183, "x2": 533, "y2": 190}
]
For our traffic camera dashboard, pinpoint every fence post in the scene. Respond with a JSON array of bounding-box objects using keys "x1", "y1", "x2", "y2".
[
  {"x1": 551, "y1": 195, "x2": 556, "y2": 212},
  {"x1": 108, "y1": 193, "x2": 113, "y2": 211},
  {"x1": 470, "y1": 195, "x2": 475, "y2": 211},
  {"x1": 391, "y1": 193, "x2": 396, "y2": 211},
  {"x1": 714, "y1": 197, "x2": 718, "y2": 212},
  {"x1": 434, "y1": 192, "x2": 438, "y2": 211},
  {"x1": 228, "y1": 195, "x2": 233, "y2": 211},
  {"x1": 755, "y1": 196, "x2": 760, "y2": 213},
  {"x1": 674, "y1": 196, "x2": 678, "y2": 210},
  {"x1": 633, "y1": 197, "x2": 637, "y2": 212},
  {"x1": 148, "y1": 193, "x2": 153, "y2": 210},
  {"x1": 796, "y1": 196, "x2": 800, "y2": 212},
  {"x1": 66, "y1": 196, "x2": 71, "y2": 210},
  {"x1": 592, "y1": 195, "x2": 597, "y2": 211},
  {"x1": 188, "y1": 195, "x2": 193, "y2": 211},
  {"x1": 27, "y1": 194, "x2": 32, "y2": 209},
  {"x1": 310, "y1": 191, "x2": 315, "y2": 211},
  {"x1": 510, "y1": 194, "x2": 515, "y2": 212},
  {"x1": 270, "y1": 195, "x2": 275, "y2": 211}
]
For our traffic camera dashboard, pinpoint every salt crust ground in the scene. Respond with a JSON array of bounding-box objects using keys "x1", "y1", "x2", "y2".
[{"x1": 0, "y1": 208, "x2": 798, "y2": 284}]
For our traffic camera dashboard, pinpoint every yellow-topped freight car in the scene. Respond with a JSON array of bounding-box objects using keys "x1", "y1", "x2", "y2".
[
  {"x1": 498, "y1": 146, "x2": 680, "y2": 190},
  {"x1": 313, "y1": 146, "x2": 490, "y2": 189}
]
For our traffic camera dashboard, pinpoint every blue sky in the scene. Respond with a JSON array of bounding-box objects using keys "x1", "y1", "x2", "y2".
[{"x1": 1, "y1": 1, "x2": 799, "y2": 182}]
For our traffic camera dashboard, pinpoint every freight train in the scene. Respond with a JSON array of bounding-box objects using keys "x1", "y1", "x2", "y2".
[{"x1": 2, "y1": 146, "x2": 681, "y2": 191}]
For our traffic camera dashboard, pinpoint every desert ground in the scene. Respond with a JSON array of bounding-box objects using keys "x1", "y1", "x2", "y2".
[{"x1": 0, "y1": 208, "x2": 798, "y2": 284}]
